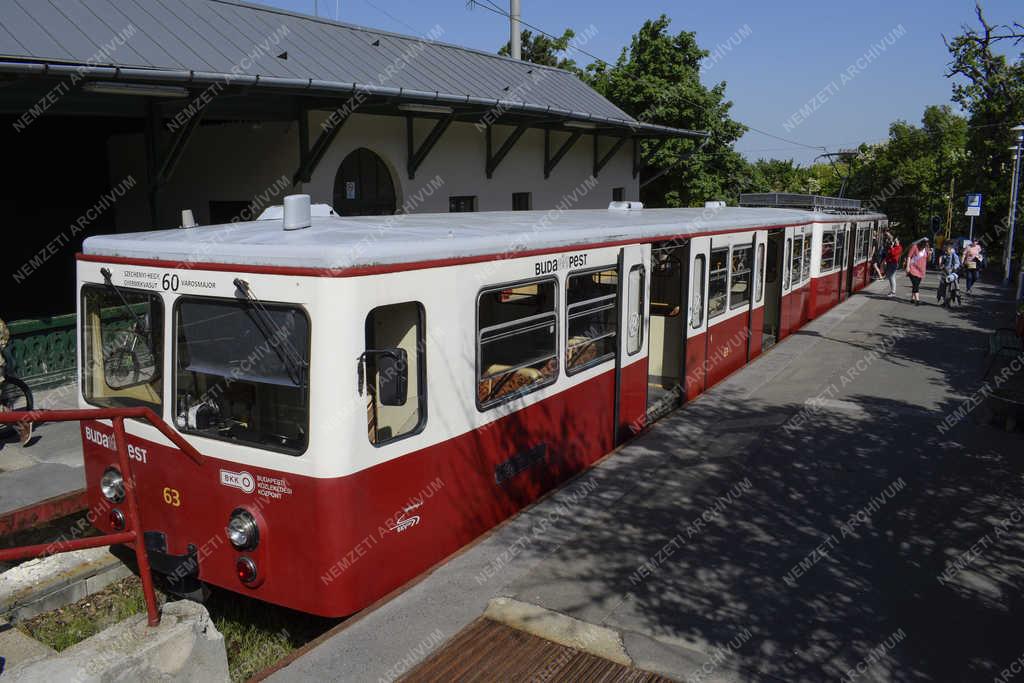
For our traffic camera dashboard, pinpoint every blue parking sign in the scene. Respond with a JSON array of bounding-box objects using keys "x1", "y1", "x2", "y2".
[{"x1": 965, "y1": 193, "x2": 982, "y2": 216}]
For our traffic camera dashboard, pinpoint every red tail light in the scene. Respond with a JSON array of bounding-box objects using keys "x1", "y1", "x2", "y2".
[{"x1": 236, "y1": 556, "x2": 258, "y2": 584}]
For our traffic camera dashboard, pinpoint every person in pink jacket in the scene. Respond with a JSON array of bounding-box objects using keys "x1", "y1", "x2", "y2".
[{"x1": 905, "y1": 238, "x2": 931, "y2": 306}]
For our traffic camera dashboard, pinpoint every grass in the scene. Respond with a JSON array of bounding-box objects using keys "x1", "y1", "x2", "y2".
[{"x1": 17, "y1": 576, "x2": 339, "y2": 682}]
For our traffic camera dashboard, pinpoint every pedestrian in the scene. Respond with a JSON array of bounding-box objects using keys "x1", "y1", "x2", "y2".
[
  {"x1": 884, "y1": 237, "x2": 902, "y2": 296},
  {"x1": 873, "y1": 230, "x2": 892, "y2": 280},
  {"x1": 961, "y1": 240, "x2": 981, "y2": 293},
  {"x1": 937, "y1": 240, "x2": 962, "y2": 303},
  {"x1": 0, "y1": 317, "x2": 32, "y2": 445},
  {"x1": 905, "y1": 237, "x2": 931, "y2": 306}
]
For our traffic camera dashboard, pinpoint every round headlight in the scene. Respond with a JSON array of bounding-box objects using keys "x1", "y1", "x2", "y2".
[
  {"x1": 100, "y1": 468, "x2": 125, "y2": 503},
  {"x1": 226, "y1": 509, "x2": 259, "y2": 551}
]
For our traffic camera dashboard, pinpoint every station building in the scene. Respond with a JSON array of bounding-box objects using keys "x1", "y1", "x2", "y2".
[{"x1": 0, "y1": 0, "x2": 697, "y2": 385}]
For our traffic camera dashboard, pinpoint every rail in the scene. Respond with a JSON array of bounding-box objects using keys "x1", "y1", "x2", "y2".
[{"x1": 0, "y1": 407, "x2": 204, "y2": 626}]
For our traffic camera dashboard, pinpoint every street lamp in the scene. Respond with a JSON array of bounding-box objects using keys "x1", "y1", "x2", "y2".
[{"x1": 1005, "y1": 124, "x2": 1024, "y2": 288}]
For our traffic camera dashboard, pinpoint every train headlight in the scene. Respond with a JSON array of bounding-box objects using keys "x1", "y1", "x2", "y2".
[
  {"x1": 226, "y1": 509, "x2": 259, "y2": 551},
  {"x1": 100, "y1": 468, "x2": 125, "y2": 503}
]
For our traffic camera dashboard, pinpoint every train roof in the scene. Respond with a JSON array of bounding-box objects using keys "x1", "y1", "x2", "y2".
[{"x1": 82, "y1": 207, "x2": 886, "y2": 272}]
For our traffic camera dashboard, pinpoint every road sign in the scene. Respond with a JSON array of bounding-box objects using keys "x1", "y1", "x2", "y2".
[{"x1": 965, "y1": 193, "x2": 982, "y2": 217}]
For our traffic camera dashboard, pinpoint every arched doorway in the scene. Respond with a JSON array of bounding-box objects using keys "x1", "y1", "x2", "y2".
[{"x1": 332, "y1": 148, "x2": 397, "y2": 216}]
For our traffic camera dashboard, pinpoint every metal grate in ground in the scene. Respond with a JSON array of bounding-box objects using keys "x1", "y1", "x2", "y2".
[{"x1": 400, "y1": 617, "x2": 675, "y2": 682}]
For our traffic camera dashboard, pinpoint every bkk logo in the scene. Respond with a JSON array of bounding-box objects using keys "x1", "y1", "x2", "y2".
[{"x1": 219, "y1": 469, "x2": 256, "y2": 494}]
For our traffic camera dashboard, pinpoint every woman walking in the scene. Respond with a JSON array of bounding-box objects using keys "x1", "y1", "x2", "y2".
[
  {"x1": 905, "y1": 238, "x2": 931, "y2": 306},
  {"x1": 961, "y1": 240, "x2": 981, "y2": 294},
  {"x1": 884, "y1": 237, "x2": 902, "y2": 296}
]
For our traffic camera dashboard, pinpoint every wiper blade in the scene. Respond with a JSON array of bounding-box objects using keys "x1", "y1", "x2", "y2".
[
  {"x1": 100, "y1": 268, "x2": 158, "y2": 364},
  {"x1": 233, "y1": 278, "x2": 308, "y2": 387}
]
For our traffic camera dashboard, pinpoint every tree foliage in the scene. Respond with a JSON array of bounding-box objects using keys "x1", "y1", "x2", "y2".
[{"x1": 499, "y1": 28, "x2": 578, "y2": 72}]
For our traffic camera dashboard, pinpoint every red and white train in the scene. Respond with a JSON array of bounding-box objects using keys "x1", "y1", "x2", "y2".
[{"x1": 76, "y1": 195, "x2": 886, "y2": 616}]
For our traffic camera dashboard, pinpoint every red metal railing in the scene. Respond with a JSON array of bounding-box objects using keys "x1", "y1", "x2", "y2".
[{"x1": 0, "y1": 407, "x2": 203, "y2": 626}]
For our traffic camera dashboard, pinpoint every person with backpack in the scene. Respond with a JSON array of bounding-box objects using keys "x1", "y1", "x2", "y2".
[{"x1": 884, "y1": 237, "x2": 902, "y2": 297}]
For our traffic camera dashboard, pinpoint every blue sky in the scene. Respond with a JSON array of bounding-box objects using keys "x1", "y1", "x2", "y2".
[{"x1": 263, "y1": 0, "x2": 1021, "y2": 165}]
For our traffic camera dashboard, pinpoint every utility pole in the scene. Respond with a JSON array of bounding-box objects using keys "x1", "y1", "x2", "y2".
[
  {"x1": 1006, "y1": 124, "x2": 1024, "y2": 287},
  {"x1": 509, "y1": 0, "x2": 521, "y2": 60}
]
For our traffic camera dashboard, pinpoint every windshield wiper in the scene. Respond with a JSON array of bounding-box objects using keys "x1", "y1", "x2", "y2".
[
  {"x1": 100, "y1": 267, "x2": 158, "y2": 363},
  {"x1": 233, "y1": 278, "x2": 308, "y2": 387}
]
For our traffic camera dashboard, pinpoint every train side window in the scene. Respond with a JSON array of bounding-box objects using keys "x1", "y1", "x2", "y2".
[
  {"x1": 174, "y1": 297, "x2": 310, "y2": 455},
  {"x1": 81, "y1": 284, "x2": 164, "y2": 413},
  {"x1": 791, "y1": 236, "x2": 803, "y2": 286},
  {"x1": 783, "y1": 238, "x2": 792, "y2": 290},
  {"x1": 626, "y1": 265, "x2": 645, "y2": 356},
  {"x1": 835, "y1": 228, "x2": 846, "y2": 269},
  {"x1": 566, "y1": 267, "x2": 618, "y2": 373},
  {"x1": 477, "y1": 278, "x2": 558, "y2": 409},
  {"x1": 800, "y1": 236, "x2": 811, "y2": 282},
  {"x1": 821, "y1": 229, "x2": 836, "y2": 271},
  {"x1": 729, "y1": 246, "x2": 752, "y2": 310},
  {"x1": 364, "y1": 302, "x2": 426, "y2": 446},
  {"x1": 690, "y1": 255, "x2": 706, "y2": 328},
  {"x1": 707, "y1": 247, "x2": 729, "y2": 319},
  {"x1": 756, "y1": 243, "x2": 766, "y2": 303},
  {"x1": 650, "y1": 255, "x2": 681, "y2": 316}
]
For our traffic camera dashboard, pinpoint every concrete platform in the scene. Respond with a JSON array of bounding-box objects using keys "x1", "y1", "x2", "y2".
[{"x1": 270, "y1": 274, "x2": 1023, "y2": 682}]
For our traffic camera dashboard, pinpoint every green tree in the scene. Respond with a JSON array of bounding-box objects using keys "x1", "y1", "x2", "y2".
[
  {"x1": 499, "y1": 28, "x2": 578, "y2": 72},
  {"x1": 582, "y1": 16, "x2": 748, "y2": 206}
]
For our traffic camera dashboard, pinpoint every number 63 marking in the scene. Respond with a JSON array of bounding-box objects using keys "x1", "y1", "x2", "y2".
[{"x1": 162, "y1": 487, "x2": 181, "y2": 507}]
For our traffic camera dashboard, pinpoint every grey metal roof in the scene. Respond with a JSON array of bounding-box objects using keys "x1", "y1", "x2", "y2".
[
  {"x1": 0, "y1": 0, "x2": 701, "y2": 138},
  {"x1": 82, "y1": 206, "x2": 886, "y2": 271}
]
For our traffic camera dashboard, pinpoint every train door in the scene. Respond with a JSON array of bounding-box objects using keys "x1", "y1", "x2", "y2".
[
  {"x1": 684, "y1": 236, "x2": 710, "y2": 400},
  {"x1": 761, "y1": 229, "x2": 785, "y2": 352},
  {"x1": 647, "y1": 243, "x2": 686, "y2": 414},
  {"x1": 779, "y1": 227, "x2": 796, "y2": 340},
  {"x1": 614, "y1": 244, "x2": 651, "y2": 442},
  {"x1": 845, "y1": 223, "x2": 857, "y2": 297},
  {"x1": 749, "y1": 231, "x2": 768, "y2": 360}
]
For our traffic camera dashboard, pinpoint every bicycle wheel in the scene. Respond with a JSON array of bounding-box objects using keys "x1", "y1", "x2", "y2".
[
  {"x1": 105, "y1": 347, "x2": 141, "y2": 387},
  {"x1": 0, "y1": 376, "x2": 32, "y2": 437}
]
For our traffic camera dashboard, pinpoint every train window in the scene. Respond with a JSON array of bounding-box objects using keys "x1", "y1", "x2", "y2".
[
  {"x1": 821, "y1": 230, "x2": 836, "y2": 271},
  {"x1": 650, "y1": 255, "x2": 681, "y2": 316},
  {"x1": 566, "y1": 267, "x2": 617, "y2": 373},
  {"x1": 791, "y1": 236, "x2": 803, "y2": 286},
  {"x1": 626, "y1": 265, "x2": 645, "y2": 356},
  {"x1": 477, "y1": 278, "x2": 558, "y2": 409},
  {"x1": 365, "y1": 303, "x2": 426, "y2": 446},
  {"x1": 707, "y1": 247, "x2": 729, "y2": 319},
  {"x1": 81, "y1": 285, "x2": 164, "y2": 413},
  {"x1": 690, "y1": 255, "x2": 705, "y2": 329},
  {"x1": 729, "y1": 246, "x2": 752, "y2": 310},
  {"x1": 783, "y1": 238, "x2": 792, "y2": 290},
  {"x1": 756, "y1": 243, "x2": 766, "y2": 303},
  {"x1": 174, "y1": 297, "x2": 310, "y2": 455},
  {"x1": 800, "y1": 236, "x2": 811, "y2": 282}
]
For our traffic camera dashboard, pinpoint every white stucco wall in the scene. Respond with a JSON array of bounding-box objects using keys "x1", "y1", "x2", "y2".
[{"x1": 107, "y1": 111, "x2": 639, "y2": 231}]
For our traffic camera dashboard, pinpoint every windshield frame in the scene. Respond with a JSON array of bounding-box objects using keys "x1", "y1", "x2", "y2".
[{"x1": 172, "y1": 294, "x2": 312, "y2": 456}]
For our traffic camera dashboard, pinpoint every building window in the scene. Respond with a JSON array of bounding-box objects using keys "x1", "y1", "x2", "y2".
[
  {"x1": 477, "y1": 278, "x2": 558, "y2": 409},
  {"x1": 612, "y1": 187, "x2": 625, "y2": 202},
  {"x1": 801, "y1": 236, "x2": 811, "y2": 282},
  {"x1": 690, "y1": 255, "x2": 706, "y2": 329},
  {"x1": 81, "y1": 285, "x2": 163, "y2": 414},
  {"x1": 450, "y1": 196, "x2": 477, "y2": 212},
  {"x1": 729, "y1": 245, "x2": 753, "y2": 310},
  {"x1": 626, "y1": 265, "x2": 645, "y2": 355},
  {"x1": 175, "y1": 297, "x2": 310, "y2": 455},
  {"x1": 821, "y1": 229, "x2": 836, "y2": 271},
  {"x1": 512, "y1": 192, "x2": 532, "y2": 211},
  {"x1": 651, "y1": 255, "x2": 682, "y2": 316},
  {"x1": 566, "y1": 267, "x2": 618, "y2": 373},
  {"x1": 364, "y1": 302, "x2": 426, "y2": 446}
]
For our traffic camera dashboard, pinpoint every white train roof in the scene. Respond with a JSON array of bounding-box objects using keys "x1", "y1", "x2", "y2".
[{"x1": 82, "y1": 207, "x2": 886, "y2": 271}]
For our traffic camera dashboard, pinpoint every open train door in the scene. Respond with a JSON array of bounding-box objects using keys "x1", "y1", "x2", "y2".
[
  {"x1": 614, "y1": 243, "x2": 651, "y2": 443},
  {"x1": 683, "y1": 236, "x2": 710, "y2": 401}
]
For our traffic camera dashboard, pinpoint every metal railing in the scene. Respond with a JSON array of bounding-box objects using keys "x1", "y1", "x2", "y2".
[{"x1": 0, "y1": 407, "x2": 204, "y2": 626}]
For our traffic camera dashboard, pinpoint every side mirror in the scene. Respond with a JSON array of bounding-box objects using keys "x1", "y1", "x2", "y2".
[{"x1": 360, "y1": 348, "x2": 408, "y2": 406}]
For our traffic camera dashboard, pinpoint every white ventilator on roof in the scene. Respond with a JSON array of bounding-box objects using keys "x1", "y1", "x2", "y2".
[
  {"x1": 257, "y1": 202, "x2": 336, "y2": 222},
  {"x1": 282, "y1": 195, "x2": 312, "y2": 231},
  {"x1": 180, "y1": 209, "x2": 197, "y2": 228},
  {"x1": 608, "y1": 201, "x2": 644, "y2": 210},
  {"x1": 83, "y1": 206, "x2": 887, "y2": 271}
]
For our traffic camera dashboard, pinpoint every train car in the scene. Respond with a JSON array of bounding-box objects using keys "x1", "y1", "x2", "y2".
[{"x1": 76, "y1": 196, "x2": 885, "y2": 617}]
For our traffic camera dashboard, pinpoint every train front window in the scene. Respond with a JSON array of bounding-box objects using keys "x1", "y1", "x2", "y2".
[
  {"x1": 477, "y1": 278, "x2": 557, "y2": 409},
  {"x1": 174, "y1": 297, "x2": 309, "y2": 454},
  {"x1": 81, "y1": 284, "x2": 163, "y2": 412}
]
